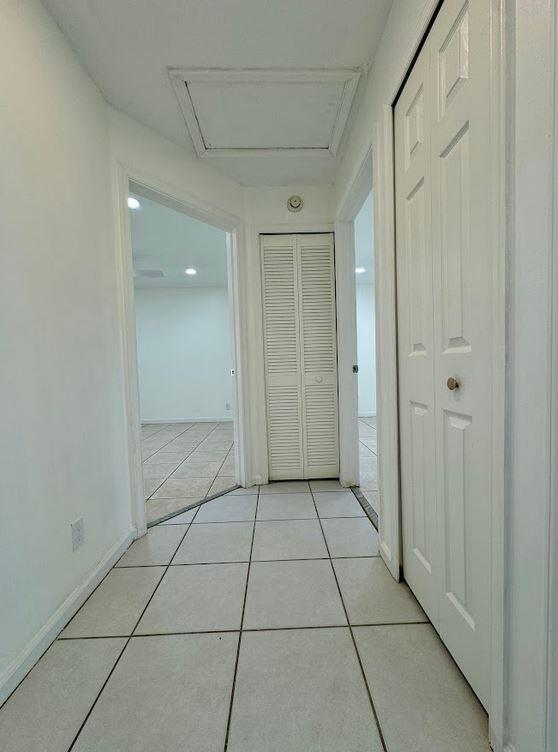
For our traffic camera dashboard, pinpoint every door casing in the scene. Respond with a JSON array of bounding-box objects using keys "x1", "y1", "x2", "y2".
[{"x1": 114, "y1": 164, "x2": 249, "y2": 537}]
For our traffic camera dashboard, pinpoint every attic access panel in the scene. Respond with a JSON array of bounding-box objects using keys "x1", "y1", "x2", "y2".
[{"x1": 169, "y1": 68, "x2": 361, "y2": 158}]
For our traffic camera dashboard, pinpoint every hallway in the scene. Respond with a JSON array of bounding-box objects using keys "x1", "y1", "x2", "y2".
[{"x1": 0, "y1": 484, "x2": 489, "y2": 752}]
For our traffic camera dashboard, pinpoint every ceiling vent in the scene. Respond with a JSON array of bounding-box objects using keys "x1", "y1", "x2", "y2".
[{"x1": 169, "y1": 68, "x2": 361, "y2": 159}]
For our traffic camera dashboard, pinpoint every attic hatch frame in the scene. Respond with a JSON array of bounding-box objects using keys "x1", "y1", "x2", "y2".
[{"x1": 169, "y1": 67, "x2": 362, "y2": 159}]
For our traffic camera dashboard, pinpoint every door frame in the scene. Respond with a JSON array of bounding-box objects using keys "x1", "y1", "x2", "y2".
[
  {"x1": 249, "y1": 223, "x2": 335, "y2": 485},
  {"x1": 335, "y1": 139, "x2": 403, "y2": 583},
  {"x1": 335, "y1": 146, "x2": 373, "y2": 489},
  {"x1": 113, "y1": 162, "x2": 248, "y2": 536},
  {"x1": 335, "y1": 0, "x2": 506, "y2": 745}
]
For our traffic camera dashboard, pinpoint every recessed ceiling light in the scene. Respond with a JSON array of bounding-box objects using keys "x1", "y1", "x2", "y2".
[
  {"x1": 184, "y1": 267, "x2": 197, "y2": 276},
  {"x1": 127, "y1": 197, "x2": 141, "y2": 209},
  {"x1": 355, "y1": 267, "x2": 366, "y2": 274}
]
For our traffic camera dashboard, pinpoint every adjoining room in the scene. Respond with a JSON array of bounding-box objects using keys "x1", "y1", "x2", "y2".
[
  {"x1": 129, "y1": 190, "x2": 236, "y2": 524},
  {"x1": 353, "y1": 191, "x2": 378, "y2": 517}
]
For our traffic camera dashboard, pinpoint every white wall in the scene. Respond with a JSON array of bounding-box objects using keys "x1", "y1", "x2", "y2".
[
  {"x1": 0, "y1": 0, "x2": 132, "y2": 701},
  {"x1": 356, "y1": 285, "x2": 376, "y2": 416},
  {"x1": 135, "y1": 287, "x2": 233, "y2": 421},
  {"x1": 354, "y1": 192, "x2": 376, "y2": 416}
]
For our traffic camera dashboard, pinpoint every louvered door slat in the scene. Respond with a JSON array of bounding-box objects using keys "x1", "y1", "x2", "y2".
[
  {"x1": 261, "y1": 233, "x2": 339, "y2": 480},
  {"x1": 261, "y1": 236, "x2": 303, "y2": 479},
  {"x1": 298, "y1": 234, "x2": 339, "y2": 478}
]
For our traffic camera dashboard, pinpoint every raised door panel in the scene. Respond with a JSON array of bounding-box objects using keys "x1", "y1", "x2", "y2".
[
  {"x1": 429, "y1": 0, "x2": 492, "y2": 706},
  {"x1": 261, "y1": 235, "x2": 304, "y2": 479},
  {"x1": 298, "y1": 234, "x2": 339, "y2": 478},
  {"x1": 395, "y1": 43, "x2": 439, "y2": 625}
]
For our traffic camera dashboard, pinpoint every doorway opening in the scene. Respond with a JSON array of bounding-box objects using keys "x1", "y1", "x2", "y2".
[
  {"x1": 353, "y1": 192, "x2": 378, "y2": 520},
  {"x1": 128, "y1": 186, "x2": 237, "y2": 525}
]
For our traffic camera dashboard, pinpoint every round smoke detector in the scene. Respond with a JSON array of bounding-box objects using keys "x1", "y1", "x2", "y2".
[{"x1": 287, "y1": 195, "x2": 303, "y2": 213}]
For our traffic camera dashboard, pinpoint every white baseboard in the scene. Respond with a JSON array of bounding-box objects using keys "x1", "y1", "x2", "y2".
[
  {"x1": 141, "y1": 417, "x2": 233, "y2": 424},
  {"x1": 0, "y1": 527, "x2": 135, "y2": 706},
  {"x1": 358, "y1": 413, "x2": 377, "y2": 418}
]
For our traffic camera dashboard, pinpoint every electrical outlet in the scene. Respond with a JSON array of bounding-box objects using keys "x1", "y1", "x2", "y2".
[
  {"x1": 225, "y1": 402, "x2": 231, "y2": 411},
  {"x1": 71, "y1": 517, "x2": 84, "y2": 552}
]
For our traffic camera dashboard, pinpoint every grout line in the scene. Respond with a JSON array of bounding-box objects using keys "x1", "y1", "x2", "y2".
[
  {"x1": 188, "y1": 514, "x2": 367, "y2": 524},
  {"x1": 66, "y1": 521, "x2": 193, "y2": 751},
  {"x1": 308, "y1": 485, "x2": 390, "y2": 752},
  {"x1": 113, "y1": 553, "x2": 380, "y2": 568},
  {"x1": 222, "y1": 486, "x2": 260, "y2": 751},
  {"x1": 57, "y1": 621, "x2": 429, "y2": 641}
]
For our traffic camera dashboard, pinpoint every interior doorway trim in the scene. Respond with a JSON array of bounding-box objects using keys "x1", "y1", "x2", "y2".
[
  {"x1": 335, "y1": 144, "x2": 372, "y2": 488},
  {"x1": 335, "y1": 141, "x2": 403, "y2": 584},
  {"x1": 247, "y1": 222, "x2": 335, "y2": 485},
  {"x1": 114, "y1": 163, "x2": 248, "y2": 537}
]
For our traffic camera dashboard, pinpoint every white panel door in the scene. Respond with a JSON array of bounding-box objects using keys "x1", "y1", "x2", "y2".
[
  {"x1": 395, "y1": 42, "x2": 440, "y2": 624},
  {"x1": 261, "y1": 233, "x2": 339, "y2": 480},
  {"x1": 395, "y1": 0, "x2": 493, "y2": 707}
]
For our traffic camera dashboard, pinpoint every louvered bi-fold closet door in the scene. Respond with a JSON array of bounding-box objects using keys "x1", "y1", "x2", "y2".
[{"x1": 261, "y1": 233, "x2": 339, "y2": 480}]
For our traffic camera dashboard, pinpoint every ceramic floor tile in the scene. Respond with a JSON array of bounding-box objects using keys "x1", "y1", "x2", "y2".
[
  {"x1": 243, "y1": 560, "x2": 346, "y2": 629},
  {"x1": 314, "y1": 491, "x2": 365, "y2": 518},
  {"x1": 227, "y1": 628, "x2": 382, "y2": 752},
  {"x1": 208, "y1": 476, "x2": 236, "y2": 495},
  {"x1": 146, "y1": 498, "x2": 196, "y2": 524},
  {"x1": 173, "y1": 522, "x2": 253, "y2": 564},
  {"x1": 228, "y1": 485, "x2": 258, "y2": 495},
  {"x1": 151, "y1": 476, "x2": 213, "y2": 499},
  {"x1": 186, "y1": 451, "x2": 228, "y2": 463},
  {"x1": 170, "y1": 461, "x2": 221, "y2": 478},
  {"x1": 144, "y1": 451, "x2": 190, "y2": 464},
  {"x1": 159, "y1": 506, "x2": 199, "y2": 524},
  {"x1": 115, "y1": 526, "x2": 187, "y2": 567},
  {"x1": 256, "y1": 492, "x2": 316, "y2": 520},
  {"x1": 143, "y1": 477, "x2": 161, "y2": 499},
  {"x1": 0, "y1": 638, "x2": 125, "y2": 752},
  {"x1": 72, "y1": 633, "x2": 238, "y2": 752},
  {"x1": 361, "y1": 489, "x2": 379, "y2": 515},
  {"x1": 194, "y1": 495, "x2": 257, "y2": 523},
  {"x1": 354, "y1": 624, "x2": 490, "y2": 752},
  {"x1": 309, "y1": 479, "x2": 345, "y2": 492},
  {"x1": 141, "y1": 462, "x2": 180, "y2": 480},
  {"x1": 61, "y1": 567, "x2": 165, "y2": 638},
  {"x1": 322, "y1": 517, "x2": 379, "y2": 558},
  {"x1": 135, "y1": 563, "x2": 248, "y2": 634},
  {"x1": 251, "y1": 520, "x2": 328, "y2": 561},
  {"x1": 333, "y1": 558, "x2": 426, "y2": 625},
  {"x1": 258, "y1": 480, "x2": 310, "y2": 494}
]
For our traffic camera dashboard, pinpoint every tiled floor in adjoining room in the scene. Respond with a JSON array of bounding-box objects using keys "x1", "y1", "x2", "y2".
[
  {"x1": 141, "y1": 421, "x2": 236, "y2": 523},
  {"x1": 0, "y1": 482, "x2": 490, "y2": 752},
  {"x1": 359, "y1": 416, "x2": 379, "y2": 514}
]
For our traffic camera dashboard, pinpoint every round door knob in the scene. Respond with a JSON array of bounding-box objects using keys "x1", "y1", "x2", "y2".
[
  {"x1": 447, "y1": 377, "x2": 460, "y2": 391},
  {"x1": 315, "y1": 376, "x2": 323, "y2": 383}
]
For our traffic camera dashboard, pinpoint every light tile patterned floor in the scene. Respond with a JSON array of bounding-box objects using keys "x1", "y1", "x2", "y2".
[
  {"x1": 0, "y1": 484, "x2": 490, "y2": 752},
  {"x1": 359, "y1": 416, "x2": 379, "y2": 514},
  {"x1": 141, "y1": 421, "x2": 236, "y2": 523}
]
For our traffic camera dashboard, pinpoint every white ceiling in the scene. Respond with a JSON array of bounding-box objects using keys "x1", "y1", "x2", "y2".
[
  {"x1": 130, "y1": 192, "x2": 228, "y2": 289},
  {"x1": 42, "y1": 0, "x2": 393, "y2": 185}
]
